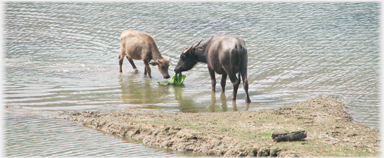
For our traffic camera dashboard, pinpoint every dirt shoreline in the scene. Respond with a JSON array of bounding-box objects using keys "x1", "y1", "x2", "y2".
[{"x1": 59, "y1": 96, "x2": 380, "y2": 157}]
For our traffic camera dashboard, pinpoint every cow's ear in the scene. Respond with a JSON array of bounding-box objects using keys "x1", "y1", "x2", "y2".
[{"x1": 149, "y1": 61, "x2": 158, "y2": 66}]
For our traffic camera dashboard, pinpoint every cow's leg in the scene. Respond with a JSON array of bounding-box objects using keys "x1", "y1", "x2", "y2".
[
  {"x1": 119, "y1": 47, "x2": 125, "y2": 73},
  {"x1": 143, "y1": 60, "x2": 152, "y2": 78},
  {"x1": 208, "y1": 68, "x2": 216, "y2": 92},
  {"x1": 127, "y1": 57, "x2": 138, "y2": 72},
  {"x1": 221, "y1": 73, "x2": 227, "y2": 92}
]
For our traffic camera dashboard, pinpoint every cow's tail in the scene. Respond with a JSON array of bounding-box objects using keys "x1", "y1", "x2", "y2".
[{"x1": 119, "y1": 41, "x2": 125, "y2": 60}]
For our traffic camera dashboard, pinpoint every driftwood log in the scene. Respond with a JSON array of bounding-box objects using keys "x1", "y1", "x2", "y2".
[{"x1": 272, "y1": 130, "x2": 307, "y2": 142}]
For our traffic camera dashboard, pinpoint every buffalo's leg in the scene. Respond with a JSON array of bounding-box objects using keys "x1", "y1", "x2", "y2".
[
  {"x1": 223, "y1": 66, "x2": 239, "y2": 101},
  {"x1": 208, "y1": 68, "x2": 216, "y2": 92},
  {"x1": 221, "y1": 73, "x2": 227, "y2": 92},
  {"x1": 237, "y1": 71, "x2": 241, "y2": 85},
  {"x1": 240, "y1": 69, "x2": 251, "y2": 103},
  {"x1": 229, "y1": 74, "x2": 239, "y2": 101}
]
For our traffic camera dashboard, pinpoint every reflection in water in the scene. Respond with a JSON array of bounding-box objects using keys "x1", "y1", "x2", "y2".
[
  {"x1": 210, "y1": 92, "x2": 250, "y2": 112},
  {"x1": 220, "y1": 93, "x2": 228, "y2": 112},
  {"x1": 174, "y1": 87, "x2": 250, "y2": 113},
  {"x1": 231, "y1": 100, "x2": 237, "y2": 112},
  {"x1": 119, "y1": 75, "x2": 170, "y2": 105},
  {"x1": 173, "y1": 85, "x2": 185, "y2": 101},
  {"x1": 210, "y1": 93, "x2": 216, "y2": 112},
  {"x1": 210, "y1": 93, "x2": 235, "y2": 112},
  {"x1": 173, "y1": 86, "x2": 196, "y2": 112}
]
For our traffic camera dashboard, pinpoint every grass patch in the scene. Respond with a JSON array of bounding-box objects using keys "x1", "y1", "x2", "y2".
[
  {"x1": 236, "y1": 131, "x2": 271, "y2": 138},
  {"x1": 190, "y1": 125, "x2": 203, "y2": 130},
  {"x1": 220, "y1": 128, "x2": 271, "y2": 139}
]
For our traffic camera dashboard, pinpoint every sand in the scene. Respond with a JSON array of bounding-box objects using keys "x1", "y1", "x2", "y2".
[{"x1": 58, "y1": 96, "x2": 380, "y2": 157}]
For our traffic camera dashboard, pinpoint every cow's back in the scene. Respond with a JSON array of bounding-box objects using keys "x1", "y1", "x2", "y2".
[{"x1": 120, "y1": 30, "x2": 156, "y2": 60}]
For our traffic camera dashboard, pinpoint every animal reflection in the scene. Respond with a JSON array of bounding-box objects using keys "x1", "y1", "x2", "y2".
[
  {"x1": 210, "y1": 93, "x2": 250, "y2": 112},
  {"x1": 173, "y1": 86, "x2": 197, "y2": 112},
  {"x1": 174, "y1": 86, "x2": 246, "y2": 112},
  {"x1": 119, "y1": 77, "x2": 170, "y2": 104}
]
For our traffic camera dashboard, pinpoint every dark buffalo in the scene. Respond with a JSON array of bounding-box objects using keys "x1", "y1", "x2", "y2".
[{"x1": 174, "y1": 34, "x2": 251, "y2": 103}]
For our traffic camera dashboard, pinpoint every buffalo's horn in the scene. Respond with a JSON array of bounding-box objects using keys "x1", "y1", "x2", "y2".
[
  {"x1": 195, "y1": 39, "x2": 203, "y2": 47},
  {"x1": 182, "y1": 47, "x2": 189, "y2": 54},
  {"x1": 186, "y1": 43, "x2": 195, "y2": 53}
]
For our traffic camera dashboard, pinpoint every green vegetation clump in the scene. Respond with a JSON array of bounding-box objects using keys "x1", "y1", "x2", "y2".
[{"x1": 158, "y1": 73, "x2": 186, "y2": 86}]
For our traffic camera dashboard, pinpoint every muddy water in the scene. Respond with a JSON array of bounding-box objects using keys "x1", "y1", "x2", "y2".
[{"x1": 4, "y1": 2, "x2": 380, "y2": 156}]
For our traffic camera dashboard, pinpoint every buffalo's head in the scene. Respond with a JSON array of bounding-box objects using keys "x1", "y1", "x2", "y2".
[
  {"x1": 174, "y1": 40, "x2": 203, "y2": 73},
  {"x1": 149, "y1": 58, "x2": 171, "y2": 79}
]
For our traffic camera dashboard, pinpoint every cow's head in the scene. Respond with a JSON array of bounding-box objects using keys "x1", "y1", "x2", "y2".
[
  {"x1": 174, "y1": 40, "x2": 203, "y2": 73},
  {"x1": 149, "y1": 58, "x2": 170, "y2": 79}
]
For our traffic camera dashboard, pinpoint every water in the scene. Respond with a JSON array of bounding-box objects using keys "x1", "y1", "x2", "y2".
[
  {"x1": 3, "y1": 2, "x2": 380, "y2": 156},
  {"x1": 5, "y1": 112, "x2": 187, "y2": 157}
]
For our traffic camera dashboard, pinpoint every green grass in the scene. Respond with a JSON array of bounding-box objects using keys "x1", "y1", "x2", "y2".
[
  {"x1": 219, "y1": 128, "x2": 271, "y2": 139},
  {"x1": 158, "y1": 73, "x2": 186, "y2": 86},
  {"x1": 190, "y1": 125, "x2": 204, "y2": 130},
  {"x1": 235, "y1": 131, "x2": 271, "y2": 138}
]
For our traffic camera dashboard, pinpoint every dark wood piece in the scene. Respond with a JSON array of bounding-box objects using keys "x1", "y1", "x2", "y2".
[{"x1": 272, "y1": 130, "x2": 307, "y2": 142}]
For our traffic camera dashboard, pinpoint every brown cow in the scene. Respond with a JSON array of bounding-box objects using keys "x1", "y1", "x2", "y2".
[
  {"x1": 174, "y1": 34, "x2": 251, "y2": 103},
  {"x1": 119, "y1": 30, "x2": 170, "y2": 79}
]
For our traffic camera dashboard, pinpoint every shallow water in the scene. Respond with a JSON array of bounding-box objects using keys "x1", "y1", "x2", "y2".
[
  {"x1": 4, "y1": 2, "x2": 380, "y2": 156},
  {"x1": 5, "y1": 112, "x2": 190, "y2": 157}
]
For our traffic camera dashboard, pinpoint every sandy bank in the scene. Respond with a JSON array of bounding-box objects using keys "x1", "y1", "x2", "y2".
[{"x1": 59, "y1": 96, "x2": 380, "y2": 157}]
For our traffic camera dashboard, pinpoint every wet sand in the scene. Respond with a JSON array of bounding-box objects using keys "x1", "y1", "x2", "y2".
[{"x1": 59, "y1": 96, "x2": 380, "y2": 157}]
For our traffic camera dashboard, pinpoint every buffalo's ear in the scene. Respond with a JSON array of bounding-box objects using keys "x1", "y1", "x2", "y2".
[
  {"x1": 189, "y1": 48, "x2": 196, "y2": 56},
  {"x1": 149, "y1": 61, "x2": 159, "y2": 66}
]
